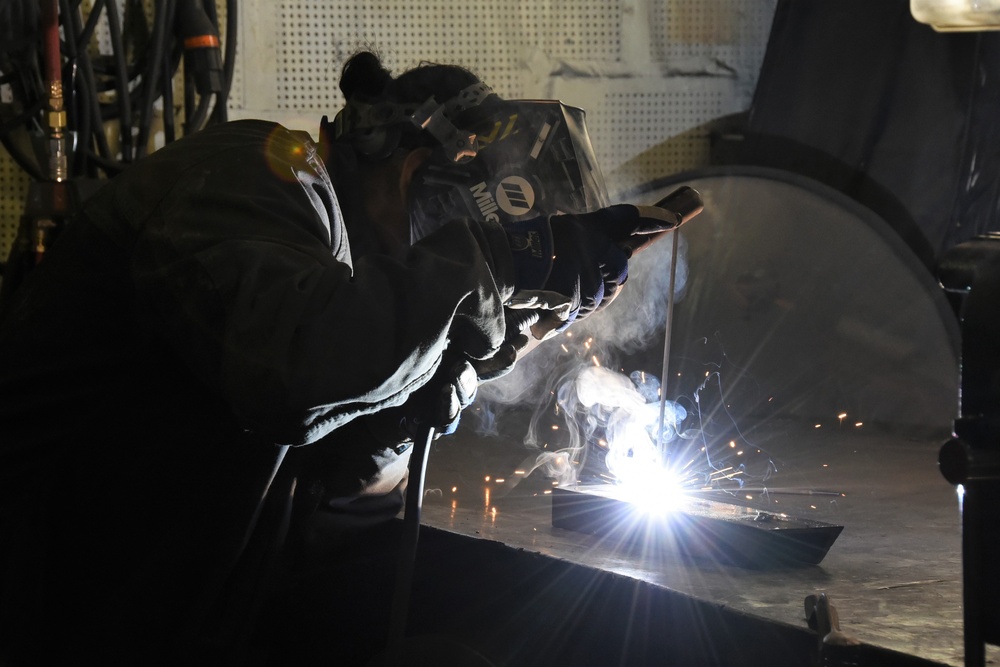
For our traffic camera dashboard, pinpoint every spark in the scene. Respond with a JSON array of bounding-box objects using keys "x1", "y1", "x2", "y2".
[
  {"x1": 484, "y1": 476, "x2": 490, "y2": 482},
  {"x1": 451, "y1": 486, "x2": 458, "y2": 493},
  {"x1": 543, "y1": 489, "x2": 552, "y2": 495},
  {"x1": 815, "y1": 424, "x2": 822, "y2": 429},
  {"x1": 514, "y1": 470, "x2": 526, "y2": 476},
  {"x1": 592, "y1": 355, "x2": 601, "y2": 367},
  {"x1": 495, "y1": 478, "x2": 505, "y2": 483},
  {"x1": 855, "y1": 422, "x2": 863, "y2": 427},
  {"x1": 561, "y1": 344, "x2": 569, "y2": 353}
]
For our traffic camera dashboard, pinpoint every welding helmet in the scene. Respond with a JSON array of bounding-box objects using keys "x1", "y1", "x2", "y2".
[{"x1": 328, "y1": 82, "x2": 610, "y2": 243}]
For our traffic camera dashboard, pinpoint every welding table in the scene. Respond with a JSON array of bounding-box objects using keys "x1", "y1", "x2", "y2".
[{"x1": 411, "y1": 417, "x2": 972, "y2": 666}]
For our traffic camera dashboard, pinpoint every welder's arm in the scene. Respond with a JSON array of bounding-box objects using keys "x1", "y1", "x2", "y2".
[
  {"x1": 134, "y1": 212, "x2": 516, "y2": 448},
  {"x1": 364, "y1": 353, "x2": 480, "y2": 444}
]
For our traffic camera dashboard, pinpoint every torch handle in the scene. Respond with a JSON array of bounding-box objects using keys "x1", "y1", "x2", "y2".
[
  {"x1": 654, "y1": 185, "x2": 704, "y2": 225},
  {"x1": 619, "y1": 186, "x2": 703, "y2": 257}
]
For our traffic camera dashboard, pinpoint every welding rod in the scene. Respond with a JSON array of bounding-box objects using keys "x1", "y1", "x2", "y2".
[
  {"x1": 646, "y1": 186, "x2": 704, "y2": 456},
  {"x1": 656, "y1": 229, "x2": 680, "y2": 456},
  {"x1": 385, "y1": 423, "x2": 436, "y2": 662}
]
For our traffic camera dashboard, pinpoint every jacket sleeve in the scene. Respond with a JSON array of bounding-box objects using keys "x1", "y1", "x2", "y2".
[{"x1": 95, "y1": 121, "x2": 515, "y2": 446}]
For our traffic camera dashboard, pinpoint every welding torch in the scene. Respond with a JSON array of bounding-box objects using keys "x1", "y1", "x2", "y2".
[{"x1": 512, "y1": 185, "x2": 704, "y2": 357}]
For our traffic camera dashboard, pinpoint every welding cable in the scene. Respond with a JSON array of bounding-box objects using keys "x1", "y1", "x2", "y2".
[
  {"x1": 58, "y1": 0, "x2": 87, "y2": 177},
  {"x1": 60, "y1": 0, "x2": 117, "y2": 175},
  {"x1": 75, "y1": 0, "x2": 106, "y2": 51},
  {"x1": 76, "y1": 45, "x2": 118, "y2": 172},
  {"x1": 102, "y1": 0, "x2": 134, "y2": 163},
  {"x1": 161, "y1": 48, "x2": 177, "y2": 144},
  {"x1": 177, "y1": 0, "x2": 224, "y2": 133},
  {"x1": 385, "y1": 423, "x2": 436, "y2": 662},
  {"x1": 210, "y1": 0, "x2": 238, "y2": 124},
  {"x1": 158, "y1": 0, "x2": 181, "y2": 145},
  {"x1": 183, "y1": 90, "x2": 213, "y2": 134},
  {"x1": 135, "y1": 0, "x2": 172, "y2": 160}
]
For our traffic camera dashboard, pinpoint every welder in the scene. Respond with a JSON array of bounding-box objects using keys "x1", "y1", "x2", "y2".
[{"x1": 0, "y1": 50, "x2": 681, "y2": 665}]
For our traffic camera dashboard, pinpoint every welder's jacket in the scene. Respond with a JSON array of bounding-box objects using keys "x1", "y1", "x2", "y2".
[{"x1": 0, "y1": 120, "x2": 515, "y2": 664}]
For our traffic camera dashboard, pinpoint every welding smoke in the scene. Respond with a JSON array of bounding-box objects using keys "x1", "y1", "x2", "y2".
[
  {"x1": 521, "y1": 365, "x2": 689, "y2": 487},
  {"x1": 475, "y1": 230, "x2": 690, "y2": 417}
]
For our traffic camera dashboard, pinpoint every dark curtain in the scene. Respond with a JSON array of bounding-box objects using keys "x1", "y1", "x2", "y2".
[{"x1": 738, "y1": 0, "x2": 1000, "y2": 270}]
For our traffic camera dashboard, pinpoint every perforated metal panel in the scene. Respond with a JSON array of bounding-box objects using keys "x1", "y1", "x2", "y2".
[
  {"x1": 0, "y1": 157, "x2": 30, "y2": 259},
  {"x1": 2, "y1": 0, "x2": 778, "y2": 262},
  {"x1": 274, "y1": 0, "x2": 541, "y2": 111}
]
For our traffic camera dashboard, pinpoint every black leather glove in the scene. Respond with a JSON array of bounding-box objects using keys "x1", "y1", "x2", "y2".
[
  {"x1": 367, "y1": 354, "x2": 479, "y2": 445},
  {"x1": 505, "y1": 204, "x2": 683, "y2": 338}
]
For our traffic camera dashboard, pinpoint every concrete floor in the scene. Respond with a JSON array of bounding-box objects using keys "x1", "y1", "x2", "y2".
[{"x1": 417, "y1": 417, "x2": 987, "y2": 666}]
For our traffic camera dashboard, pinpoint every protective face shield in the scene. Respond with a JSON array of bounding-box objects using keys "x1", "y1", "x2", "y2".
[{"x1": 407, "y1": 97, "x2": 610, "y2": 243}]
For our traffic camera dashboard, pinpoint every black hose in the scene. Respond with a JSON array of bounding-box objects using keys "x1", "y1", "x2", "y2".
[
  {"x1": 385, "y1": 424, "x2": 436, "y2": 661},
  {"x1": 76, "y1": 38, "x2": 114, "y2": 167},
  {"x1": 161, "y1": 50, "x2": 176, "y2": 144},
  {"x1": 103, "y1": 0, "x2": 133, "y2": 162},
  {"x1": 211, "y1": 0, "x2": 238, "y2": 124},
  {"x1": 185, "y1": 93, "x2": 213, "y2": 134},
  {"x1": 135, "y1": 0, "x2": 171, "y2": 159},
  {"x1": 0, "y1": 99, "x2": 43, "y2": 137},
  {"x1": 0, "y1": 134, "x2": 44, "y2": 181},
  {"x1": 59, "y1": 0, "x2": 91, "y2": 177},
  {"x1": 62, "y1": 0, "x2": 115, "y2": 174},
  {"x1": 75, "y1": 0, "x2": 105, "y2": 52}
]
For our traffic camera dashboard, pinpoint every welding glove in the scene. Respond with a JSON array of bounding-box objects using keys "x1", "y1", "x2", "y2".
[
  {"x1": 367, "y1": 353, "x2": 480, "y2": 446},
  {"x1": 505, "y1": 204, "x2": 680, "y2": 340}
]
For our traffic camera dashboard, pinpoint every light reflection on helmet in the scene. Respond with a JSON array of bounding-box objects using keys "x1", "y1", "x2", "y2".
[{"x1": 408, "y1": 96, "x2": 610, "y2": 242}]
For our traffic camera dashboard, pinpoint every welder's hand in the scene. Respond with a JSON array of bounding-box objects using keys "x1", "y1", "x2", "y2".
[
  {"x1": 505, "y1": 204, "x2": 682, "y2": 340},
  {"x1": 465, "y1": 307, "x2": 539, "y2": 382},
  {"x1": 367, "y1": 355, "x2": 479, "y2": 445}
]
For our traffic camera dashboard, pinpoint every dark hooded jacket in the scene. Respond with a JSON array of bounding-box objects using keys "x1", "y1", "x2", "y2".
[{"x1": 0, "y1": 119, "x2": 515, "y2": 664}]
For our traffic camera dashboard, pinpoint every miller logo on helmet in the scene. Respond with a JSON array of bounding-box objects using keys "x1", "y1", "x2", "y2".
[{"x1": 496, "y1": 176, "x2": 535, "y2": 217}]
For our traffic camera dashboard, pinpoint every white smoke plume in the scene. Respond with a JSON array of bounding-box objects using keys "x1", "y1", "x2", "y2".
[{"x1": 475, "y1": 230, "x2": 690, "y2": 424}]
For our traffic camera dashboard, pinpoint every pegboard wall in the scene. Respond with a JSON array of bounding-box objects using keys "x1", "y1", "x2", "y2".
[{"x1": 0, "y1": 0, "x2": 777, "y2": 262}]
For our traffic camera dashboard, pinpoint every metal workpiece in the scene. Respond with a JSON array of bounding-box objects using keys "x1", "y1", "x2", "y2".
[{"x1": 550, "y1": 484, "x2": 843, "y2": 569}]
